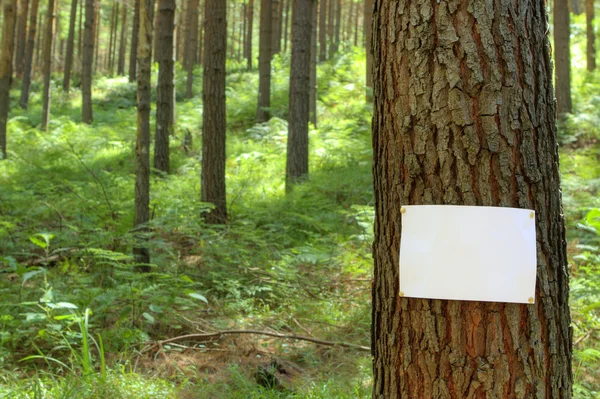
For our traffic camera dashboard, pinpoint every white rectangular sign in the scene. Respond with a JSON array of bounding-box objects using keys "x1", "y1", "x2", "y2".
[{"x1": 399, "y1": 205, "x2": 537, "y2": 304}]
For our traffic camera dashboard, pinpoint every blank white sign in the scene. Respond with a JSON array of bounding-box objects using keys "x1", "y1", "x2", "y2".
[{"x1": 399, "y1": 205, "x2": 537, "y2": 304}]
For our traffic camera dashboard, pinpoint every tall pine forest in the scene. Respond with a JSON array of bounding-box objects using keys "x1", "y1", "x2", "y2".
[{"x1": 0, "y1": 0, "x2": 599, "y2": 397}]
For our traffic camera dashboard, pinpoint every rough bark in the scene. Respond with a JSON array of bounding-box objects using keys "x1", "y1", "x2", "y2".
[
  {"x1": 371, "y1": 1, "x2": 573, "y2": 398},
  {"x1": 230, "y1": 1, "x2": 237, "y2": 59},
  {"x1": 185, "y1": 0, "x2": 199, "y2": 99},
  {"x1": 117, "y1": 1, "x2": 127, "y2": 75},
  {"x1": 332, "y1": 0, "x2": 341, "y2": 53},
  {"x1": 129, "y1": 0, "x2": 140, "y2": 82},
  {"x1": 201, "y1": 0, "x2": 227, "y2": 224},
  {"x1": 286, "y1": 0, "x2": 312, "y2": 192},
  {"x1": 78, "y1": 0, "x2": 83, "y2": 59},
  {"x1": 353, "y1": 0, "x2": 358, "y2": 46},
  {"x1": 327, "y1": 0, "x2": 334, "y2": 58},
  {"x1": 246, "y1": 0, "x2": 254, "y2": 70},
  {"x1": 256, "y1": 0, "x2": 272, "y2": 122},
  {"x1": 134, "y1": 0, "x2": 155, "y2": 268},
  {"x1": 197, "y1": 2, "x2": 203, "y2": 65},
  {"x1": 82, "y1": 0, "x2": 98, "y2": 124},
  {"x1": 363, "y1": 0, "x2": 372, "y2": 94},
  {"x1": 40, "y1": 0, "x2": 57, "y2": 131},
  {"x1": 63, "y1": 0, "x2": 78, "y2": 91},
  {"x1": 554, "y1": 0, "x2": 572, "y2": 115},
  {"x1": 19, "y1": 0, "x2": 38, "y2": 110},
  {"x1": 0, "y1": 0, "x2": 18, "y2": 159},
  {"x1": 587, "y1": 0, "x2": 596, "y2": 71},
  {"x1": 309, "y1": 0, "x2": 317, "y2": 126},
  {"x1": 318, "y1": 0, "x2": 327, "y2": 61},
  {"x1": 15, "y1": 0, "x2": 29, "y2": 78},
  {"x1": 155, "y1": 0, "x2": 175, "y2": 174}
]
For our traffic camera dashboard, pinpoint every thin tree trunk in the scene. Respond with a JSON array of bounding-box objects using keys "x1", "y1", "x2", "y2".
[
  {"x1": 155, "y1": 0, "x2": 175, "y2": 173},
  {"x1": 185, "y1": 0, "x2": 199, "y2": 98},
  {"x1": 246, "y1": 0, "x2": 254, "y2": 70},
  {"x1": 327, "y1": 0, "x2": 334, "y2": 58},
  {"x1": 134, "y1": 0, "x2": 155, "y2": 268},
  {"x1": 587, "y1": 0, "x2": 596, "y2": 71},
  {"x1": 242, "y1": 3, "x2": 247, "y2": 60},
  {"x1": 111, "y1": 2, "x2": 120, "y2": 73},
  {"x1": 282, "y1": 0, "x2": 290, "y2": 52},
  {"x1": 333, "y1": 0, "x2": 340, "y2": 53},
  {"x1": 0, "y1": 0, "x2": 18, "y2": 159},
  {"x1": 35, "y1": 11, "x2": 43, "y2": 72},
  {"x1": 309, "y1": 0, "x2": 317, "y2": 127},
  {"x1": 230, "y1": 1, "x2": 237, "y2": 58},
  {"x1": 353, "y1": 0, "x2": 358, "y2": 47},
  {"x1": 363, "y1": 0, "x2": 372, "y2": 97},
  {"x1": 272, "y1": 0, "x2": 281, "y2": 55},
  {"x1": 78, "y1": 0, "x2": 83, "y2": 59},
  {"x1": 117, "y1": 1, "x2": 127, "y2": 75},
  {"x1": 202, "y1": 0, "x2": 227, "y2": 224},
  {"x1": 129, "y1": 0, "x2": 140, "y2": 81},
  {"x1": 19, "y1": 0, "x2": 38, "y2": 109},
  {"x1": 318, "y1": 0, "x2": 326, "y2": 61},
  {"x1": 371, "y1": 0, "x2": 573, "y2": 396},
  {"x1": 286, "y1": 0, "x2": 312, "y2": 191},
  {"x1": 93, "y1": 4, "x2": 100, "y2": 73},
  {"x1": 346, "y1": 0, "x2": 352, "y2": 44},
  {"x1": 176, "y1": 0, "x2": 185, "y2": 61},
  {"x1": 256, "y1": 0, "x2": 272, "y2": 122},
  {"x1": 554, "y1": 0, "x2": 572, "y2": 115},
  {"x1": 15, "y1": 0, "x2": 29, "y2": 78},
  {"x1": 107, "y1": 1, "x2": 117, "y2": 73},
  {"x1": 238, "y1": 2, "x2": 244, "y2": 61},
  {"x1": 40, "y1": 0, "x2": 57, "y2": 130},
  {"x1": 82, "y1": 0, "x2": 98, "y2": 124},
  {"x1": 197, "y1": 2, "x2": 203, "y2": 65},
  {"x1": 63, "y1": 0, "x2": 78, "y2": 91}
]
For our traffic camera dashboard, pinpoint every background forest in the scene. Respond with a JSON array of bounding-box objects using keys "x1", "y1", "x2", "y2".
[{"x1": 0, "y1": 0, "x2": 598, "y2": 397}]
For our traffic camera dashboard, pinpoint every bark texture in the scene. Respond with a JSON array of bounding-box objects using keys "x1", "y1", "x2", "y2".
[
  {"x1": 19, "y1": 0, "x2": 38, "y2": 109},
  {"x1": 40, "y1": 0, "x2": 58, "y2": 130},
  {"x1": 371, "y1": 0, "x2": 573, "y2": 398},
  {"x1": 63, "y1": 0, "x2": 79, "y2": 91},
  {"x1": 129, "y1": 0, "x2": 140, "y2": 82},
  {"x1": 0, "y1": 0, "x2": 18, "y2": 159},
  {"x1": 309, "y1": 0, "x2": 317, "y2": 126},
  {"x1": 155, "y1": 0, "x2": 175, "y2": 173},
  {"x1": 256, "y1": 0, "x2": 272, "y2": 122},
  {"x1": 117, "y1": 1, "x2": 127, "y2": 75},
  {"x1": 554, "y1": 0, "x2": 572, "y2": 115},
  {"x1": 82, "y1": 0, "x2": 98, "y2": 124},
  {"x1": 202, "y1": 0, "x2": 227, "y2": 224},
  {"x1": 587, "y1": 0, "x2": 596, "y2": 71},
  {"x1": 272, "y1": 0, "x2": 282, "y2": 54},
  {"x1": 134, "y1": 0, "x2": 155, "y2": 267},
  {"x1": 286, "y1": 0, "x2": 312, "y2": 191}
]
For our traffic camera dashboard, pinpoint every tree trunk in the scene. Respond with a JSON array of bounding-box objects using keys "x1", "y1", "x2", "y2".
[
  {"x1": 15, "y1": 0, "x2": 29, "y2": 78},
  {"x1": 371, "y1": 1, "x2": 573, "y2": 397},
  {"x1": 363, "y1": 0, "x2": 372, "y2": 96},
  {"x1": 110, "y1": 2, "x2": 120, "y2": 74},
  {"x1": 246, "y1": 0, "x2": 254, "y2": 70},
  {"x1": 129, "y1": 0, "x2": 140, "y2": 82},
  {"x1": 587, "y1": 0, "x2": 596, "y2": 71},
  {"x1": 256, "y1": 0, "x2": 272, "y2": 122},
  {"x1": 201, "y1": 0, "x2": 227, "y2": 224},
  {"x1": 327, "y1": 0, "x2": 334, "y2": 58},
  {"x1": 272, "y1": 0, "x2": 281, "y2": 55},
  {"x1": 309, "y1": 0, "x2": 317, "y2": 127},
  {"x1": 19, "y1": 0, "x2": 38, "y2": 110},
  {"x1": 185, "y1": 0, "x2": 199, "y2": 99},
  {"x1": 0, "y1": 0, "x2": 18, "y2": 159},
  {"x1": 318, "y1": 0, "x2": 326, "y2": 61},
  {"x1": 40, "y1": 0, "x2": 57, "y2": 130},
  {"x1": 286, "y1": 0, "x2": 312, "y2": 192},
  {"x1": 554, "y1": 0, "x2": 572, "y2": 115},
  {"x1": 346, "y1": 0, "x2": 353, "y2": 44},
  {"x1": 197, "y1": 2, "x2": 203, "y2": 65},
  {"x1": 63, "y1": 0, "x2": 78, "y2": 91},
  {"x1": 78, "y1": 0, "x2": 83, "y2": 59},
  {"x1": 82, "y1": 0, "x2": 98, "y2": 124},
  {"x1": 134, "y1": 0, "x2": 155, "y2": 268},
  {"x1": 230, "y1": 1, "x2": 237, "y2": 59},
  {"x1": 353, "y1": 0, "x2": 358, "y2": 47},
  {"x1": 93, "y1": 4, "x2": 100, "y2": 73},
  {"x1": 155, "y1": 0, "x2": 175, "y2": 173},
  {"x1": 282, "y1": 0, "x2": 290, "y2": 52},
  {"x1": 117, "y1": 1, "x2": 127, "y2": 75},
  {"x1": 332, "y1": 0, "x2": 340, "y2": 53},
  {"x1": 242, "y1": 3, "x2": 247, "y2": 60}
]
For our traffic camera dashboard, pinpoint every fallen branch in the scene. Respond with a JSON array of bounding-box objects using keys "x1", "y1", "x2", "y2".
[{"x1": 142, "y1": 329, "x2": 370, "y2": 353}]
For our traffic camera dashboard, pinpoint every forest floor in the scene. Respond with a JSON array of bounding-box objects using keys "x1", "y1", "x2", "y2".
[{"x1": 0, "y1": 49, "x2": 599, "y2": 398}]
